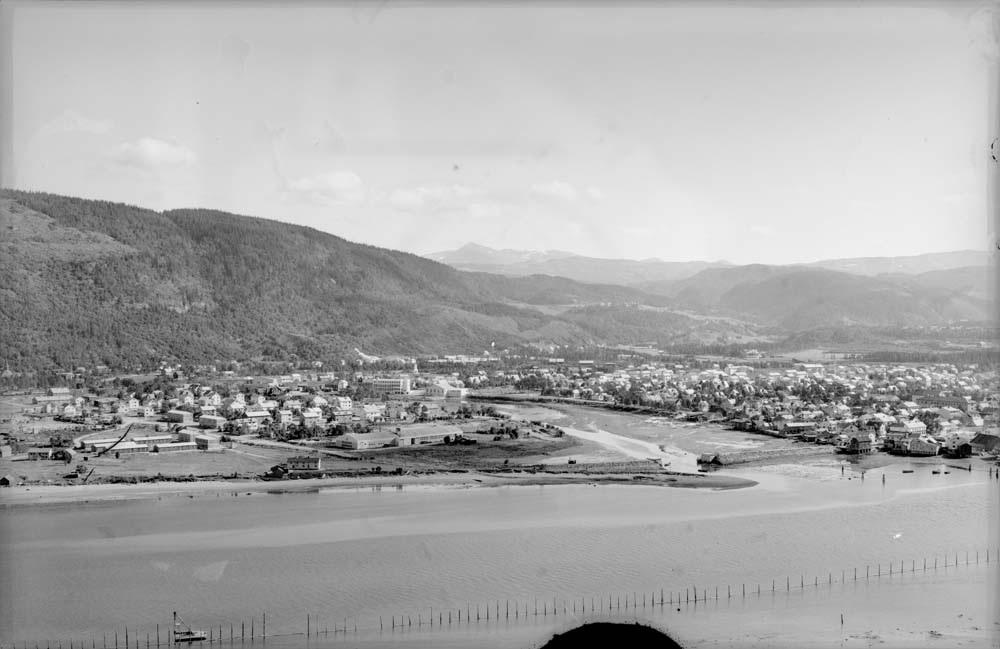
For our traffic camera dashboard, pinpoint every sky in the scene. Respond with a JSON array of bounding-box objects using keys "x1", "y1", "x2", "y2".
[{"x1": 2, "y1": 1, "x2": 997, "y2": 264}]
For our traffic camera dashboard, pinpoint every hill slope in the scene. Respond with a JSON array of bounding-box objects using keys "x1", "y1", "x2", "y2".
[
  {"x1": 2, "y1": 190, "x2": 992, "y2": 372},
  {"x1": 426, "y1": 243, "x2": 730, "y2": 284},
  {"x1": 426, "y1": 243, "x2": 989, "y2": 286},
  {"x1": 0, "y1": 190, "x2": 686, "y2": 370}
]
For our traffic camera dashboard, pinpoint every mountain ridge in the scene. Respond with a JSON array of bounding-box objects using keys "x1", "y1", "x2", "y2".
[
  {"x1": 427, "y1": 243, "x2": 991, "y2": 285},
  {"x1": 1, "y1": 189, "x2": 993, "y2": 372}
]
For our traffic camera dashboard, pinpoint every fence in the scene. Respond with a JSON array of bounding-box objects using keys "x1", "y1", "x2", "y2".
[{"x1": 9, "y1": 545, "x2": 998, "y2": 649}]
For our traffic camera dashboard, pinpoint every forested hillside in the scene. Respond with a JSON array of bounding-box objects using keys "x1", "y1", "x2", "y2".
[
  {"x1": 1, "y1": 189, "x2": 992, "y2": 373},
  {"x1": 0, "y1": 190, "x2": 675, "y2": 371}
]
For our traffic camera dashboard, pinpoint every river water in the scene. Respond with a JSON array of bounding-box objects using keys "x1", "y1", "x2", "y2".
[{"x1": 2, "y1": 403, "x2": 998, "y2": 648}]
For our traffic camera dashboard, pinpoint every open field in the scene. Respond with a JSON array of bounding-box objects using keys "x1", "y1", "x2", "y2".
[{"x1": 347, "y1": 431, "x2": 582, "y2": 469}]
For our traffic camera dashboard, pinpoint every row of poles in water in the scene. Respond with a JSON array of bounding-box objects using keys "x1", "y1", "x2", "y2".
[{"x1": 11, "y1": 546, "x2": 998, "y2": 649}]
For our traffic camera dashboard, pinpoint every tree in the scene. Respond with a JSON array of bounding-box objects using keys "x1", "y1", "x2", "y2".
[{"x1": 917, "y1": 411, "x2": 941, "y2": 435}]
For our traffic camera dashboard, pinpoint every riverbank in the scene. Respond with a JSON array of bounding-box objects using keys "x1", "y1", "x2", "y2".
[{"x1": 0, "y1": 468, "x2": 756, "y2": 507}]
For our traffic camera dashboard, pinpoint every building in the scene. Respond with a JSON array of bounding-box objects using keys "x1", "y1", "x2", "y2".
[
  {"x1": 274, "y1": 410, "x2": 296, "y2": 428},
  {"x1": 394, "y1": 424, "x2": 462, "y2": 447},
  {"x1": 153, "y1": 442, "x2": 198, "y2": 453},
  {"x1": 53, "y1": 448, "x2": 76, "y2": 462},
  {"x1": 970, "y1": 433, "x2": 1000, "y2": 455},
  {"x1": 905, "y1": 438, "x2": 941, "y2": 457},
  {"x1": 887, "y1": 420, "x2": 926, "y2": 437},
  {"x1": 27, "y1": 448, "x2": 53, "y2": 460},
  {"x1": 300, "y1": 407, "x2": 323, "y2": 428},
  {"x1": 199, "y1": 415, "x2": 227, "y2": 429},
  {"x1": 287, "y1": 456, "x2": 322, "y2": 471},
  {"x1": 357, "y1": 403, "x2": 386, "y2": 423},
  {"x1": 108, "y1": 442, "x2": 149, "y2": 455},
  {"x1": 838, "y1": 434, "x2": 874, "y2": 455},
  {"x1": 0, "y1": 474, "x2": 16, "y2": 487},
  {"x1": 916, "y1": 394, "x2": 971, "y2": 412},
  {"x1": 165, "y1": 409, "x2": 195, "y2": 425},
  {"x1": 370, "y1": 375, "x2": 412, "y2": 396},
  {"x1": 425, "y1": 381, "x2": 468, "y2": 399},
  {"x1": 0, "y1": 445, "x2": 12, "y2": 458},
  {"x1": 337, "y1": 432, "x2": 397, "y2": 450},
  {"x1": 133, "y1": 435, "x2": 175, "y2": 448},
  {"x1": 84, "y1": 438, "x2": 123, "y2": 452}
]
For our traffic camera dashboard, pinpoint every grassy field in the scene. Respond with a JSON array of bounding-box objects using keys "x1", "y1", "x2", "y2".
[{"x1": 348, "y1": 431, "x2": 581, "y2": 470}]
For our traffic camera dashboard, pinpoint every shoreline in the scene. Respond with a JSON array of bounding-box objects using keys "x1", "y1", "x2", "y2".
[{"x1": 0, "y1": 469, "x2": 757, "y2": 507}]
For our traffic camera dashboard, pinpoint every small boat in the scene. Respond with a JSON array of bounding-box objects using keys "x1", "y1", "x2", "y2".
[
  {"x1": 931, "y1": 470, "x2": 940, "y2": 475},
  {"x1": 902, "y1": 469, "x2": 914, "y2": 474},
  {"x1": 173, "y1": 612, "x2": 207, "y2": 643}
]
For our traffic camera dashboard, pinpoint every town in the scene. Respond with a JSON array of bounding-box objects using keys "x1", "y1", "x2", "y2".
[{"x1": 1, "y1": 349, "x2": 998, "y2": 488}]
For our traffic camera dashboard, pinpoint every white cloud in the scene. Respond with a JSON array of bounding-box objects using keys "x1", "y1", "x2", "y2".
[
  {"x1": 41, "y1": 109, "x2": 112, "y2": 135},
  {"x1": 110, "y1": 137, "x2": 197, "y2": 169},
  {"x1": 585, "y1": 186, "x2": 605, "y2": 202},
  {"x1": 531, "y1": 180, "x2": 579, "y2": 202},
  {"x1": 289, "y1": 171, "x2": 366, "y2": 205},
  {"x1": 385, "y1": 183, "x2": 485, "y2": 212}
]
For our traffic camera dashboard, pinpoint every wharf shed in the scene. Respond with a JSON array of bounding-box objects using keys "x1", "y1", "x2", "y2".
[{"x1": 970, "y1": 433, "x2": 1000, "y2": 454}]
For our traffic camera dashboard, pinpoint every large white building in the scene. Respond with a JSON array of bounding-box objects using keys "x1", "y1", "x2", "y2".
[
  {"x1": 370, "y1": 375, "x2": 412, "y2": 396},
  {"x1": 337, "y1": 432, "x2": 398, "y2": 450},
  {"x1": 426, "y1": 381, "x2": 468, "y2": 399}
]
